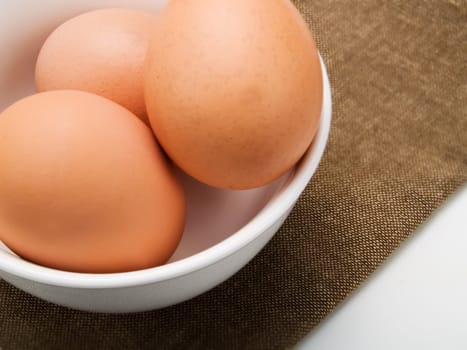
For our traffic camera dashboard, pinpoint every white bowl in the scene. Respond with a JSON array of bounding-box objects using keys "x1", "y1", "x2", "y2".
[{"x1": 0, "y1": 0, "x2": 332, "y2": 313}]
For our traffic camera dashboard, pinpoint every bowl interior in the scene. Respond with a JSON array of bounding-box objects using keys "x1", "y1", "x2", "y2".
[
  {"x1": 0, "y1": 0, "x2": 294, "y2": 267},
  {"x1": 169, "y1": 171, "x2": 289, "y2": 262}
]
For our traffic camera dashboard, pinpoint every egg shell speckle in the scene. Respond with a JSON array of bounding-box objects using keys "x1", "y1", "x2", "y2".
[{"x1": 145, "y1": 0, "x2": 323, "y2": 189}]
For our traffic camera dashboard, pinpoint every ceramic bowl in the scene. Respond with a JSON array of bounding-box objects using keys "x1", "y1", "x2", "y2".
[{"x1": 0, "y1": 0, "x2": 332, "y2": 313}]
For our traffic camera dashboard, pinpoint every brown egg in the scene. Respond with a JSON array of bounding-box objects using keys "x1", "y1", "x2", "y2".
[
  {"x1": 35, "y1": 8, "x2": 156, "y2": 124},
  {"x1": 145, "y1": 0, "x2": 322, "y2": 189},
  {"x1": 0, "y1": 90, "x2": 185, "y2": 273}
]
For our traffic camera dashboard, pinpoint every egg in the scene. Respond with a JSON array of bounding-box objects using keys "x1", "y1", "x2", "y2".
[
  {"x1": 144, "y1": 0, "x2": 323, "y2": 189},
  {"x1": 0, "y1": 90, "x2": 185, "y2": 273},
  {"x1": 35, "y1": 8, "x2": 156, "y2": 124}
]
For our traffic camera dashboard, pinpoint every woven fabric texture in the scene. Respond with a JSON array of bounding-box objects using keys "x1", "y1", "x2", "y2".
[{"x1": 1, "y1": 0, "x2": 466, "y2": 349}]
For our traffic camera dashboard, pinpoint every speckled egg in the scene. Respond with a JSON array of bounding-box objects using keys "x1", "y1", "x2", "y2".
[{"x1": 145, "y1": 0, "x2": 323, "y2": 189}]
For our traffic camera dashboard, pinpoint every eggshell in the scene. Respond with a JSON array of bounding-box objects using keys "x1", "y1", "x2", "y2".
[
  {"x1": 145, "y1": 0, "x2": 323, "y2": 189},
  {"x1": 35, "y1": 8, "x2": 156, "y2": 124},
  {"x1": 0, "y1": 90, "x2": 185, "y2": 273}
]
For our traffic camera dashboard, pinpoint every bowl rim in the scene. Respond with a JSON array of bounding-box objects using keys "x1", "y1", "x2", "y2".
[{"x1": 0, "y1": 56, "x2": 332, "y2": 289}]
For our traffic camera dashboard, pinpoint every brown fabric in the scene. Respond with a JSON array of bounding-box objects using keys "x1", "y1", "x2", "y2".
[{"x1": 1, "y1": 0, "x2": 466, "y2": 349}]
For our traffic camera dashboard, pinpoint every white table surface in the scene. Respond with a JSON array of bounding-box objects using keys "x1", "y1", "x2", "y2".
[{"x1": 298, "y1": 184, "x2": 467, "y2": 350}]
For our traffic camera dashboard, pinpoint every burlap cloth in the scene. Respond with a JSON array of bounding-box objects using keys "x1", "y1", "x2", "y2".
[{"x1": 1, "y1": 0, "x2": 466, "y2": 349}]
